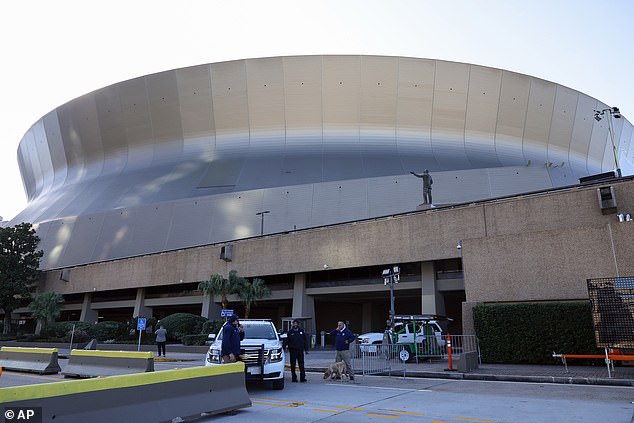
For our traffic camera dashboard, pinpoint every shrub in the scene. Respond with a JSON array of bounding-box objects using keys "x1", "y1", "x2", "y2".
[
  {"x1": 65, "y1": 329, "x2": 90, "y2": 344},
  {"x1": 202, "y1": 320, "x2": 223, "y2": 336},
  {"x1": 182, "y1": 334, "x2": 209, "y2": 346},
  {"x1": 89, "y1": 321, "x2": 126, "y2": 341},
  {"x1": 157, "y1": 313, "x2": 208, "y2": 342},
  {"x1": 42, "y1": 321, "x2": 93, "y2": 339},
  {"x1": 474, "y1": 301, "x2": 599, "y2": 364}
]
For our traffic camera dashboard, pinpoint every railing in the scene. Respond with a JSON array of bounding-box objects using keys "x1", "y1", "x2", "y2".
[{"x1": 352, "y1": 334, "x2": 480, "y2": 375}]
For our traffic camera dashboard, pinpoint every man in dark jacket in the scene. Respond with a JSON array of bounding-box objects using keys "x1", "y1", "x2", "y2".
[
  {"x1": 221, "y1": 314, "x2": 244, "y2": 363},
  {"x1": 329, "y1": 320, "x2": 356, "y2": 380},
  {"x1": 284, "y1": 319, "x2": 309, "y2": 382}
]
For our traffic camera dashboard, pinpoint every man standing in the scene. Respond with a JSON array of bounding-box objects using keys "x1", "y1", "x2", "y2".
[
  {"x1": 155, "y1": 325, "x2": 167, "y2": 357},
  {"x1": 221, "y1": 314, "x2": 244, "y2": 363},
  {"x1": 284, "y1": 319, "x2": 309, "y2": 382},
  {"x1": 329, "y1": 320, "x2": 356, "y2": 380}
]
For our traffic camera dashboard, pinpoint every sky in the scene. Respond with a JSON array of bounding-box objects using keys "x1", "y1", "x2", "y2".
[{"x1": 1, "y1": 0, "x2": 633, "y2": 221}]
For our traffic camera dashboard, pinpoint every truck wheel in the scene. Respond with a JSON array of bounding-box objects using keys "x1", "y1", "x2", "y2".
[
  {"x1": 399, "y1": 348, "x2": 410, "y2": 362},
  {"x1": 272, "y1": 378, "x2": 285, "y2": 390}
]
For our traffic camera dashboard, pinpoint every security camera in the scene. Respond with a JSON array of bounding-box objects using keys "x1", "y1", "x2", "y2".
[
  {"x1": 456, "y1": 242, "x2": 462, "y2": 250},
  {"x1": 323, "y1": 264, "x2": 329, "y2": 269}
]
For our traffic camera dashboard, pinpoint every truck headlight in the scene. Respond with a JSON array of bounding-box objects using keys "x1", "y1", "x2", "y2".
[
  {"x1": 207, "y1": 348, "x2": 221, "y2": 363},
  {"x1": 268, "y1": 347, "x2": 283, "y2": 363}
]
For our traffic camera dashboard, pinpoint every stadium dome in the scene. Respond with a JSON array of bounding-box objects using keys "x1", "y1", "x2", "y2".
[{"x1": 11, "y1": 55, "x2": 633, "y2": 269}]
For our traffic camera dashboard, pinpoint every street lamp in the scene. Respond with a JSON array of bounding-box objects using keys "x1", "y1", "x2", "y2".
[
  {"x1": 382, "y1": 265, "x2": 400, "y2": 329},
  {"x1": 256, "y1": 210, "x2": 270, "y2": 236},
  {"x1": 594, "y1": 107, "x2": 622, "y2": 177}
]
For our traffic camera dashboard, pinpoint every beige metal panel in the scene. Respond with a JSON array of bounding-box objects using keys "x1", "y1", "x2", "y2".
[
  {"x1": 283, "y1": 56, "x2": 323, "y2": 133},
  {"x1": 64, "y1": 93, "x2": 105, "y2": 181},
  {"x1": 495, "y1": 71, "x2": 530, "y2": 166},
  {"x1": 395, "y1": 57, "x2": 435, "y2": 171},
  {"x1": 165, "y1": 198, "x2": 216, "y2": 250},
  {"x1": 522, "y1": 78, "x2": 556, "y2": 167},
  {"x1": 265, "y1": 184, "x2": 315, "y2": 231},
  {"x1": 20, "y1": 127, "x2": 44, "y2": 198},
  {"x1": 367, "y1": 175, "x2": 419, "y2": 216},
  {"x1": 360, "y1": 56, "x2": 401, "y2": 176},
  {"x1": 16, "y1": 144, "x2": 36, "y2": 201},
  {"x1": 546, "y1": 86, "x2": 577, "y2": 186},
  {"x1": 487, "y1": 166, "x2": 552, "y2": 197},
  {"x1": 464, "y1": 65, "x2": 502, "y2": 168},
  {"x1": 569, "y1": 94, "x2": 595, "y2": 176},
  {"x1": 42, "y1": 112, "x2": 68, "y2": 193},
  {"x1": 322, "y1": 55, "x2": 361, "y2": 134},
  {"x1": 431, "y1": 61, "x2": 469, "y2": 168},
  {"x1": 125, "y1": 203, "x2": 174, "y2": 256},
  {"x1": 210, "y1": 60, "x2": 249, "y2": 152},
  {"x1": 209, "y1": 189, "x2": 263, "y2": 240},
  {"x1": 118, "y1": 77, "x2": 152, "y2": 149},
  {"x1": 620, "y1": 121, "x2": 634, "y2": 170},
  {"x1": 94, "y1": 85, "x2": 129, "y2": 175},
  {"x1": 360, "y1": 56, "x2": 398, "y2": 127},
  {"x1": 322, "y1": 56, "x2": 362, "y2": 176},
  {"x1": 61, "y1": 214, "x2": 105, "y2": 266},
  {"x1": 588, "y1": 101, "x2": 611, "y2": 173},
  {"x1": 32, "y1": 221, "x2": 57, "y2": 269},
  {"x1": 311, "y1": 179, "x2": 369, "y2": 227},
  {"x1": 176, "y1": 64, "x2": 215, "y2": 141},
  {"x1": 244, "y1": 58, "x2": 286, "y2": 163},
  {"x1": 91, "y1": 208, "x2": 135, "y2": 262},
  {"x1": 246, "y1": 57, "x2": 285, "y2": 135},
  {"x1": 146, "y1": 70, "x2": 184, "y2": 162}
]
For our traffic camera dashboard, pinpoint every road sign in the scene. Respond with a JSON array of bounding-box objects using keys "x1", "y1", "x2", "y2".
[
  {"x1": 221, "y1": 309, "x2": 234, "y2": 318},
  {"x1": 137, "y1": 318, "x2": 147, "y2": 331}
]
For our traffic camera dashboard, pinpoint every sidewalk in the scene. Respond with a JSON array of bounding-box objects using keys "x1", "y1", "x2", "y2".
[{"x1": 301, "y1": 348, "x2": 634, "y2": 387}]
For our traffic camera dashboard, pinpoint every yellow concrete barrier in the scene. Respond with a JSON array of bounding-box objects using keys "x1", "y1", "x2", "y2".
[
  {"x1": 61, "y1": 349, "x2": 154, "y2": 377},
  {"x1": 0, "y1": 363, "x2": 251, "y2": 422},
  {"x1": 0, "y1": 347, "x2": 61, "y2": 374}
]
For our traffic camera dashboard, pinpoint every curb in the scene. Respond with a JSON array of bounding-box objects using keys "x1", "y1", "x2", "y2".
[{"x1": 304, "y1": 366, "x2": 634, "y2": 387}]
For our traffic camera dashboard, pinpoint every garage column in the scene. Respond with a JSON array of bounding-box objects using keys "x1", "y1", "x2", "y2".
[
  {"x1": 421, "y1": 261, "x2": 438, "y2": 314},
  {"x1": 80, "y1": 293, "x2": 98, "y2": 323},
  {"x1": 292, "y1": 273, "x2": 315, "y2": 334},
  {"x1": 133, "y1": 288, "x2": 152, "y2": 318},
  {"x1": 201, "y1": 294, "x2": 222, "y2": 320}
]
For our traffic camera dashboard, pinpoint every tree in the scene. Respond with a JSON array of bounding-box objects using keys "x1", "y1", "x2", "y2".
[
  {"x1": 29, "y1": 292, "x2": 64, "y2": 334},
  {"x1": 198, "y1": 270, "x2": 243, "y2": 310},
  {"x1": 0, "y1": 223, "x2": 43, "y2": 335},
  {"x1": 237, "y1": 277, "x2": 271, "y2": 318}
]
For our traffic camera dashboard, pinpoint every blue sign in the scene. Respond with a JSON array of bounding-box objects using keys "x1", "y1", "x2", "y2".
[
  {"x1": 137, "y1": 318, "x2": 147, "y2": 331},
  {"x1": 221, "y1": 309, "x2": 234, "y2": 317}
]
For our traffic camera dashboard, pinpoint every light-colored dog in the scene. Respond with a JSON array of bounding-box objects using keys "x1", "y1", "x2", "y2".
[{"x1": 323, "y1": 361, "x2": 349, "y2": 380}]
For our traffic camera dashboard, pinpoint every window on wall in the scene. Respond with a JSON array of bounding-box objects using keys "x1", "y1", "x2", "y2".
[{"x1": 306, "y1": 262, "x2": 422, "y2": 288}]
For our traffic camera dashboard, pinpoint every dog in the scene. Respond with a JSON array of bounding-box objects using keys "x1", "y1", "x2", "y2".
[{"x1": 323, "y1": 361, "x2": 349, "y2": 380}]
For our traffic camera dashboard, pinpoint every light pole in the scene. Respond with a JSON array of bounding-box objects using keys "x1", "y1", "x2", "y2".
[
  {"x1": 256, "y1": 210, "x2": 270, "y2": 235},
  {"x1": 382, "y1": 265, "x2": 400, "y2": 329},
  {"x1": 594, "y1": 107, "x2": 622, "y2": 177}
]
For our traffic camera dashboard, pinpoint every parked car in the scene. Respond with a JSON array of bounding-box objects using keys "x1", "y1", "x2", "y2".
[{"x1": 206, "y1": 319, "x2": 286, "y2": 390}]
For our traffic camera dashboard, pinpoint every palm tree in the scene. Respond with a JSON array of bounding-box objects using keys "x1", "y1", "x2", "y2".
[
  {"x1": 29, "y1": 292, "x2": 64, "y2": 334},
  {"x1": 237, "y1": 277, "x2": 271, "y2": 318},
  {"x1": 198, "y1": 270, "x2": 242, "y2": 310}
]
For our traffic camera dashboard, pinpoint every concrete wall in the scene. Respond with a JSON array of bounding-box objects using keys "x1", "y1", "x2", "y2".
[{"x1": 41, "y1": 178, "x2": 634, "y2": 331}]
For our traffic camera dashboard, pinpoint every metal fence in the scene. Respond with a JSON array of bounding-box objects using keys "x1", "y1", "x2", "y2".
[{"x1": 351, "y1": 334, "x2": 480, "y2": 376}]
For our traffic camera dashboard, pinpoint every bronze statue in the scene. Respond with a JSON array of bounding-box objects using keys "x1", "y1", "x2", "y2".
[{"x1": 410, "y1": 169, "x2": 433, "y2": 204}]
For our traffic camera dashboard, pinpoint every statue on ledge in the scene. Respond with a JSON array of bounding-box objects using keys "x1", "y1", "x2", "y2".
[{"x1": 410, "y1": 169, "x2": 433, "y2": 204}]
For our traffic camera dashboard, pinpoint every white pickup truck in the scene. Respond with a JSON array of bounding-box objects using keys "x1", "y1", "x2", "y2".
[{"x1": 205, "y1": 319, "x2": 286, "y2": 389}]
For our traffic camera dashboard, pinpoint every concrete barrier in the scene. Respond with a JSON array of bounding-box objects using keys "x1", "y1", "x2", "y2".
[
  {"x1": 0, "y1": 347, "x2": 61, "y2": 374},
  {"x1": 0, "y1": 363, "x2": 251, "y2": 422},
  {"x1": 61, "y1": 349, "x2": 154, "y2": 378}
]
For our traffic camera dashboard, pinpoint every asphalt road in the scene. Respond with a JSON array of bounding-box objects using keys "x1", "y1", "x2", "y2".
[{"x1": 201, "y1": 374, "x2": 634, "y2": 423}]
